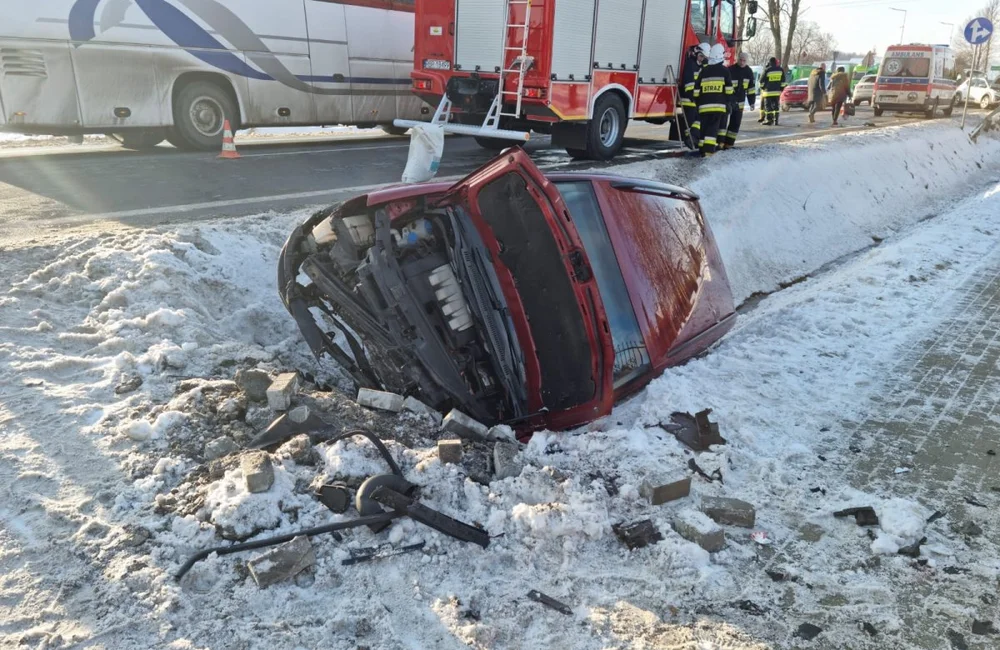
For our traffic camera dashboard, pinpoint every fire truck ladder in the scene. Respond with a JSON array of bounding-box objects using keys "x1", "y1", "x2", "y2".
[
  {"x1": 664, "y1": 64, "x2": 692, "y2": 149},
  {"x1": 393, "y1": 0, "x2": 531, "y2": 141}
]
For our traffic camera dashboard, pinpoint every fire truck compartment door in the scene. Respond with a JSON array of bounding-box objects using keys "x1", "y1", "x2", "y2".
[
  {"x1": 454, "y1": 0, "x2": 506, "y2": 73},
  {"x1": 594, "y1": 0, "x2": 642, "y2": 71},
  {"x1": 552, "y1": 0, "x2": 597, "y2": 81},
  {"x1": 638, "y1": 0, "x2": 688, "y2": 84}
]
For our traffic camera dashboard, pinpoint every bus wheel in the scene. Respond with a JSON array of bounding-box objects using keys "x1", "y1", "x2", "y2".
[
  {"x1": 172, "y1": 80, "x2": 238, "y2": 151},
  {"x1": 873, "y1": 105, "x2": 884, "y2": 117},
  {"x1": 474, "y1": 136, "x2": 512, "y2": 150},
  {"x1": 118, "y1": 130, "x2": 165, "y2": 150},
  {"x1": 584, "y1": 93, "x2": 626, "y2": 160},
  {"x1": 381, "y1": 125, "x2": 409, "y2": 136}
]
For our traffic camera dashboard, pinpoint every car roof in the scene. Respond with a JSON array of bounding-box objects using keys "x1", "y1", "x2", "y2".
[{"x1": 790, "y1": 79, "x2": 808, "y2": 85}]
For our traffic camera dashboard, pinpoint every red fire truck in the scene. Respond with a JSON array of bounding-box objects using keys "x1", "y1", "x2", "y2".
[{"x1": 395, "y1": 0, "x2": 741, "y2": 159}]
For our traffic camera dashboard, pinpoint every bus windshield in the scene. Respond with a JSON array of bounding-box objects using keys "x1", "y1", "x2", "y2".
[{"x1": 881, "y1": 55, "x2": 930, "y2": 78}]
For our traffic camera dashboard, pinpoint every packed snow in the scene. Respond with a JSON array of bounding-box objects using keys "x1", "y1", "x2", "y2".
[{"x1": 1, "y1": 123, "x2": 1000, "y2": 649}]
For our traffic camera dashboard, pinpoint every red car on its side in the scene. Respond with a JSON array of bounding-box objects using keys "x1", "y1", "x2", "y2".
[
  {"x1": 279, "y1": 149, "x2": 735, "y2": 433},
  {"x1": 781, "y1": 79, "x2": 810, "y2": 111}
]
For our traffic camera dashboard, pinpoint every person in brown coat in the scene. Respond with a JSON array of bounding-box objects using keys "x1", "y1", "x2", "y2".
[
  {"x1": 806, "y1": 64, "x2": 826, "y2": 123},
  {"x1": 828, "y1": 66, "x2": 851, "y2": 126}
]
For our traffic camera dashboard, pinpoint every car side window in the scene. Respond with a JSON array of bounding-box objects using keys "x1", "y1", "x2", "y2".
[
  {"x1": 974, "y1": 79, "x2": 987, "y2": 88},
  {"x1": 556, "y1": 181, "x2": 650, "y2": 387}
]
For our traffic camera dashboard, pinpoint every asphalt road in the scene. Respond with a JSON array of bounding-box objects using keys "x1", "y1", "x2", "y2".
[{"x1": 0, "y1": 103, "x2": 959, "y2": 238}]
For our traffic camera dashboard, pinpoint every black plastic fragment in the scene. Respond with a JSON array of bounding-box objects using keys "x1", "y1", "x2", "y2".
[
  {"x1": 863, "y1": 622, "x2": 878, "y2": 637},
  {"x1": 833, "y1": 506, "x2": 879, "y2": 526},
  {"x1": 527, "y1": 590, "x2": 573, "y2": 615},
  {"x1": 964, "y1": 496, "x2": 987, "y2": 508},
  {"x1": 972, "y1": 620, "x2": 998, "y2": 635},
  {"x1": 735, "y1": 600, "x2": 766, "y2": 616},
  {"x1": 927, "y1": 510, "x2": 945, "y2": 524},
  {"x1": 317, "y1": 483, "x2": 351, "y2": 514},
  {"x1": 613, "y1": 519, "x2": 663, "y2": 550},
  {"x1": 342, "y1": 542, "x2": 426, "y2": 566},
  {"x1": 688, "y1": 458, "x2": 724, "y2": 484},
  {"x1": 898, "y1": 536, "x2": 927, "y2": 558},
  {"x1": 794, "y1": 622, "x2": 823, "y2": 641}
]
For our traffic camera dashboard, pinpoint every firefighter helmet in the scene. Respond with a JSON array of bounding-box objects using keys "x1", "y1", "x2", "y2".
[{"x1": 709, "y1": 44, "x2": 725, "y2": 65}]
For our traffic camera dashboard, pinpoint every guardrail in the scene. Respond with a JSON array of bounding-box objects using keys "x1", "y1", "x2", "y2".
[{"x1": 970, "y1": 105, "x2": 1000, "y2": 142}]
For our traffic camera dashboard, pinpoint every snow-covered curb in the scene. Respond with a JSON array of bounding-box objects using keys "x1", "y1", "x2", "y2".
[{"x1": 612, "y1": 123, "x2": 1000, "y2": 303}]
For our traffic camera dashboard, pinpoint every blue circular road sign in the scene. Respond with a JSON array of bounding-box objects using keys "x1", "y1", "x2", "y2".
[{"x1": 965, "y1": 17, "x2": 994, "y2": 45}]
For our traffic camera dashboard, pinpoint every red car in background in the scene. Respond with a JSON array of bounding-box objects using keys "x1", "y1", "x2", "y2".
[
  {"x1": 781, "y1": 79, "x2": 810, "y2": 111},
  {"x1": 279, "y1": 149, "x2": 735, "y2": 433}
]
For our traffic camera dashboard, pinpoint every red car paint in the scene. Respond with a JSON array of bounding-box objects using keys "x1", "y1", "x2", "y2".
[
  {"x1": 357, "y1": 150, "x2": 735, "y2": 431},
  {"x1": 781, "y1": 82, "x2": 809, "y2": 109}
]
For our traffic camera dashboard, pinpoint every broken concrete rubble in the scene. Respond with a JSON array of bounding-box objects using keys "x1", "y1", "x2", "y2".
[
  {"x1": 266, "y1": 372, "x2": 299, "y2": 411},
  {"x1": 492, "y1": 441, "x2": 522, "y2": 480},
  {"x1": 640, "y1": 476, "x2": 691, "y2": 506},
  {"x1": 402, "y1": 396, "x2": 442, "y2": 424},
  {"x1": 356, "y1": 388, "x2": 404, "y2": 413},
  {"x1": 442, "y1": 409, "x2": 490, "y2": 442},
  {"x1": 235, "y1": 368, "x2": 272, "y2": 402},
  {"x1": 701, "y1": 496, "x2": 756, "y2": 528},
  {"x1": 204, "y1": 437, "x2": 239, "y2": 460},
  {"x1": 613, "y1": 519, "x2": 663, "y2": 550},
  {"x1": 247, "y1": 535, "x2": 316, "y2": 588},
  {"x1": 277, "y1": 434, "x2": 315, "y2": 465},
  {"x1": 437, "y1": 439, "x2": 463, "y2": 465},
  {"x1": 672, "y1": 509, "x2": 726, "y2": 552},
  {"x1": 241, "y1": 451, "x2": 275, "y2": 493}
]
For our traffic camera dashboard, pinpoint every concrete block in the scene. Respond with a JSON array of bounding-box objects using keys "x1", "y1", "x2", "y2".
[
  {"x1": 266, "y1": 372, "x2": 299, "y2": 411},
  {"x1": 492, "y1": 441, "x2": 522, "y2": 480},
  {"x1": 204, "y1": 437, "x2": 239, "y2": 460},
  {"x1": 640, "y1": 476, "x2": 691, "y2": 506},
  {"x1": 235, "y1": 368, "x2": 271, "y2": 402},
  {"x1": 442, "y1": 409, "x2": 490, "y2": 442},
  {"x1": 241, "y1": 451, "x2": 275, "y2": 493},
  {"x1": 357, "y1": 388, "x2": 404, "y2": 412},
  {"x1": 673, "y1": 509, "x2": 726, "y2": 552},
  {"x1": 438, "y1": 439, "x2": 464, "y2": 464},
  {"x1": 403, "y1": 396, "x2": 443, "y2": 424},
  {"x1": 278, "y1": 434, "x2": 315, "y2": 465},
  {"x1": 701, "y1": 496, "x2": 756, "y2": 528},
  {"x1": 247, "y1": 535, "x2": 315, "y2": 587}
]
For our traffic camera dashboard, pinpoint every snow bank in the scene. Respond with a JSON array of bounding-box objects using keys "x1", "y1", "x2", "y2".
[{"x1": 613, "y1": 123, "x2": 1000, "y2": 303}]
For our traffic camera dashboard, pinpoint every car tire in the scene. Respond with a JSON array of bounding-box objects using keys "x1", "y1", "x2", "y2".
[
  {"x1": 925, "y1": 99, "x2": 938, "y2": 119},
  {"x1": 943, "y1": 102, "x2": 954, "y2": 117},
  {"x1": 981, "y1": 95, "x2": 992, "y2": 110},
  {"x1": 118, "y1": 129, "x2": 166, "y2": 150},
  {"x1": 583, "y1": 93, "x2": 626, "y2": 160},
  {"x1": 780, "y1": 103, "x2": 790, "y2": 112},
  {"x1": 474, "y1": 136, "x2": 511, "y2": 150},
  {"x1": 172, "y1": 80, "x2": 239, "y2": 151},
  {"x1": 873, "y1": 105, "x2": 884, "y2": 117}
]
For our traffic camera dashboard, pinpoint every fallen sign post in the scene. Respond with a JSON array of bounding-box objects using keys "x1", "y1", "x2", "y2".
[{"x1": 962, "y1": 17, "x2": 995, "y2": 130}]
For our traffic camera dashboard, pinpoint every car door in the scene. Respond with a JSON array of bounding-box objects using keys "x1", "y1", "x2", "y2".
[{"x1": 436, "y1": 149, "x2": 615, "y2": 428}]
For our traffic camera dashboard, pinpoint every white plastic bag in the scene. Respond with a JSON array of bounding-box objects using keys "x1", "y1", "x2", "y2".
[{"x1": 401, "y1": 124, "x2": 444, "y2": 184}]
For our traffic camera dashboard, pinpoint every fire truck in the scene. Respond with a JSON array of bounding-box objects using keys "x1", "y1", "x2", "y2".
[{"x1": 395, "y1": 0, "x2": 742, "y2": 159}]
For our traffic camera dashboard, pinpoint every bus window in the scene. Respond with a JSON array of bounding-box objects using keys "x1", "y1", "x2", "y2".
[
  {"x1": 720, "y1": 0, "x2": 735, "y2": 40},
  {"x1": 689, "y1": 0, "x2": 707, "y2": 34}
]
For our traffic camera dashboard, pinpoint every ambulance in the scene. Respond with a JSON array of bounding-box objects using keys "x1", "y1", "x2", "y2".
[{"x1": 873, "y1": 44, "x2": 957, "y2": 118}]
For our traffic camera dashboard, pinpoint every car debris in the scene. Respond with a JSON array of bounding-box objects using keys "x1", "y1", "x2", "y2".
[
  {"x1": 526, "y1": 590, "x2": 573, "y2": 616},
  {"x1": 342, "y1": 542, "x2": 426, "y2": 566},
  {"x1": 862, "y1": 622, "x2": 879, "y2": 637},
  {"x1": 964, "y1": 496, "x2": 987, "y2": 508},
  {"x1": 897, "y1": 536, "x2": 927, "y2": 558},
  {"x1": 794, "y1": 622, "x2": 823, "y2": 641},
  {"x1": 943, "y1": 566, "x2": 970, "y2": 575},
  {"x1": 249, "y1": 406, "x2": 332, "y2": 449},
  {"x1": 688, "y1": 458, "x2": 723, "y2": 484},
  {"x1": 662, "y1": 409, "x2": 726, "y2": 452},
  {"x1": 247, "y1": 535, "x2": 315, "y2": 588},
  {"x1": 356, "y1": 388, "x2": 405, "y2": 413},
  {"x1": 972, "y1": 620, "x2": 998, "y2": 635},
  {"x1": 266, "y1": 372, "x2": 299, "y2": 411},
  {"x1": 640, "y1": 476, "x2": 691, "y2": 506},
  {"x1": 765, "y1": 569, "x2": 796, "y2": 582},
  {"x1": 947, "y1": 629, "x2": 969, "y2": 650},
  {"x1": 926, "y1": 510, "x2": 946, "y2": 524},
  {"x1": 750, "y1": 531, "x2": 772, "y2": 545},
  {"x1": 833, "y1": 506, "x2": 879, "y2": 527},
  {"x1": 114, "y1": 374, "x2": 143, "y2": 395},
  {"x1": 734, "y1": 600, "x2": 767, "y2": 616},
  {"x1": 277, "y1": 149, "x2": 734, "y2": 434},
  {"x1": 612, "y1": 519, "x2": 663, "y2": 550},
  {"x1": 316, "y1": 482, "x2": 351, "y2": 513}
]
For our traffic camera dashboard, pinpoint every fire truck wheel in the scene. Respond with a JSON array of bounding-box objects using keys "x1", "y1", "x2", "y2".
[
  {"x1": 172, "y1": 80, "x2": 239, "y2": 151},
  {"x1": 474, "y1": 136, "x2": 511, "y2": 150},
  {"x1": 565, "y1": 148, "x2": 588, "y2": 159},
  {"x1": 118, "y1": 130, "x2": 166, "y2": 150},
  {"x1": 586, "y1": 93, "x2": 626, "y2": 160}
]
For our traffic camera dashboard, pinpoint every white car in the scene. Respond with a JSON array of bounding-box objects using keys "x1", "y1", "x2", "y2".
[
  {"x1": 853, "y1": 75, "x2": 876, "y2": 106},
  {"x1": 954, "y1": 77, "x2": 999, "y2": 110}
]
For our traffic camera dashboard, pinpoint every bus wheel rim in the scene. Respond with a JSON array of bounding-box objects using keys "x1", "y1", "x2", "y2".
[{"x1": 190, "y1": 96, "x2": 225, "y2": 137}]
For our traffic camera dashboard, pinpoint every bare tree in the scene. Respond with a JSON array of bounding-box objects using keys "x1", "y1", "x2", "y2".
[
  {"x1": 781, "y1": 0, "x2": 805, "y2": 67},
  {"x1": 981, "y1": 0, "x2": 999, "y2": 72},
  {"x1": 742, "y1": 23, "x2": 774, "y2": 64},
  {"x1": 789, "y1": 21, "x2": 835, "y2": 64}
]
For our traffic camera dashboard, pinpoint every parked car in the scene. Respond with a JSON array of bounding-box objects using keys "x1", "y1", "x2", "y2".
[
  {"x1": 278, "y1": 149, "x2": 735, "y2": 433},
  {"x1": 781, "y1": 79, "x2": 810, "y2": 111},
  {"x1": 853, "y1": 75, "x2": 877, "y2": 106},
  {"x1": 954, "y1": 77, "x2": 1000, "y2": 110}
]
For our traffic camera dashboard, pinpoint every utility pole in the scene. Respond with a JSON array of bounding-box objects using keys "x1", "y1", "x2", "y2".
[
  {"x1": 890, "y1": 8, "x2": 907, "y2": 44},
  {"x1": 941, "y1": 21, "x2": 955, "y2": 43}
]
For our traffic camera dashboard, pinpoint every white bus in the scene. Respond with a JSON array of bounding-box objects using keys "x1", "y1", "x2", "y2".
[{"x1": 0, "y1": 0, "x2": 427, "y2": 149}]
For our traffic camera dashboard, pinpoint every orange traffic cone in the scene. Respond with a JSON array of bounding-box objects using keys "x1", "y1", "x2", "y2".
[{"x1": 218, "y1": 119, "x2": 240, "y2": 159}]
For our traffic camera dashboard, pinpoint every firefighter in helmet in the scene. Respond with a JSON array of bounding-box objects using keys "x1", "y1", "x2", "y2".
[
  {"x1": 761, "y1": 56, "x2": 787, "y2": 126},
  {"x1": 693, "y1": 43, "x2": 732, "y2": 156},
  {"x1": 721, "y1": 51, "x2": 756, "y2": 149},
  {"x1": 680, "y1": 43, "x2": 709, "y2": 150}
]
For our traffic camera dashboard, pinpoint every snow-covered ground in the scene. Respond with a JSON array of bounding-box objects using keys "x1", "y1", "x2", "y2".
[{"x1": 2, "y1": 124, "x2": 1000, "y2": 649}]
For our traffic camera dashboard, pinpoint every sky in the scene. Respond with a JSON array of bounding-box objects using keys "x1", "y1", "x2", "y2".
[{"x1": 796, "y1": 0, "x2": 993, "y2": 57}]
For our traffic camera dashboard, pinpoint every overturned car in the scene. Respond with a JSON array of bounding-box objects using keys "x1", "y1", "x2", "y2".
[{"x1": 278, "y1": 149, "x2": 735, "y2": 432}]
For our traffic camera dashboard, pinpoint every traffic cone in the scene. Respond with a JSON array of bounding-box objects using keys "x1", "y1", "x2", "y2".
[{"x1": 218, "y1": 119, "x2": 240, "y2": 159}]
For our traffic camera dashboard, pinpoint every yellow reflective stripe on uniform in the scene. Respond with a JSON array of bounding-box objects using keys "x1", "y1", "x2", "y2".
[
  {"x1": 680, "y1": 99, "x2": 696, "y2": 107},
  {"x1": 684, "y1": 82, "x2": 695, "y2": 91},
  {"x1": 767, "y1": 71, "x2": 783, "y2": 81},
  {"x1": 703, "y1": 136, "x2": 717, "y2": 145},
  {"x1": 698, "y1": 104, "x2": 728, "y2": 113},
  {"x1": 724, "y1": 86, "x2": 734, "y2": 94},
  {"x1": 742, "y1": 80, "x2": 750, "y2": 88}
]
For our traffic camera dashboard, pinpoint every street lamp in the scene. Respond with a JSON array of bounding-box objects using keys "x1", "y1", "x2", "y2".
[{"x1": 890, "y1": 8, "x2": 907, "y2": 44}]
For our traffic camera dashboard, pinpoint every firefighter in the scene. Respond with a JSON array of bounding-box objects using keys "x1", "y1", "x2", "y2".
[
  {"x1": 721, "y1": 51, "x2": 756, "y2": 149},
  {"x1": 761, "y1": 57, "x2": 786, "y2": 126},
  {"x1": 694, "y1": 43, "x2": 732, "y2": 156},
  {"x1": 680, "y1": 43, "x2": 709, "y2": 150}
]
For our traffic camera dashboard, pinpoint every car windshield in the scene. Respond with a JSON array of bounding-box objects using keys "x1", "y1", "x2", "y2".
[
  {"x1": 862, "y1": 75, "x2": 876, "y2": 83},
  {"x1": 791, "y1": 79, "x2": 808, "y2": 86},
  {"x1": 555, "y1": 181, "x2": 650, "y2": 387},
  {"x1": 881, "y1": 56, "x2": 930, "y2": 78}
]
